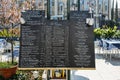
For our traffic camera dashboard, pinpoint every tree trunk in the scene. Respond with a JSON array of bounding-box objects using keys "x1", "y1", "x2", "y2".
[{"x1": 11, "y1": 23, "x2": 14, "y2": 64}]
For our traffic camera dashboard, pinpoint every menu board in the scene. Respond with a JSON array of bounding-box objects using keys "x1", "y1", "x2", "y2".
[
  {"x1": 19, "y1": 10, "x2": 95, "y2": 69},
  {"x1": 45, "y1": 21, "x2": 69, "y2": 67},
  {"x1": 19, "y1": 10, "x2": 46, "y2": 67},
  {"x1": 69, "y1": 11, "x2": 95, "y2": 68}
]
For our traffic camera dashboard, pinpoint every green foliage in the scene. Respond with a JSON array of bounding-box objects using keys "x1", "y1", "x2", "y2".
[
  {"x1": 94, "y1": 26, "x2": 118, "y2": 39},
  {"x1": 113, "y1": 30, "x2": 120, "y2": 39},
  {"x1": 0, "y1": 75, "x2": 5, "y2": 80},
  {"x1": 105, "y1": 20, "x2": 119, "y2": 28},
  {"x1": 0, "y1": 29, "x2": 9, "y2": 37},
  {"x1": 94, "y1": 28, "x2": 102, "y2": 39},
  {"x1": 0, "y1": 29, "x2": 19, "y2": 37},
  {"x1": 0, "y1": 29, "x2": 12, "y2": 37},
  {"x1": 0, "y1": 70, "x2": 44, "y2": 80},
  {"x1": 0, "y1": 62, "x2": 12, "y2": 68},
  {"x1": 0, "y1": 62, "x2": 17, "y2": 68},
  {"x1": 8, "y1": 74, "x2": 18, "y2": 80},
  {"x1": 105, "y1": 20, "x2": 115, "y2": 28}
]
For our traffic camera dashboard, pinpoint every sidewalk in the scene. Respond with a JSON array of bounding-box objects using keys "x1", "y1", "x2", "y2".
[{"x1": 71, "y1": 54, "x2": 120, "y2": 80}]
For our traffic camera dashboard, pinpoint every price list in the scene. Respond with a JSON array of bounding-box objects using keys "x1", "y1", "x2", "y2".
[
  {"x1": 19, "y1": 10, "x2": 46, "y2": 67},
  {"x1": 69, "y1": 11, "x2": 95, "y2": 68},
  {"x1": 19, "y1": 10, "x2": 95, "y2": 69}
]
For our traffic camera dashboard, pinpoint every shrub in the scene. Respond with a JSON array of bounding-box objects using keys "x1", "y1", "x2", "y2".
[
  {"x1": 94, "y1": 26, "x2": 117, "y2": 39},
  {"x1": 112, "y1": 30, "x2": 120, "y2": 39}
]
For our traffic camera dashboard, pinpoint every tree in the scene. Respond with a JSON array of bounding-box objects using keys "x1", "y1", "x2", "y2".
[
  {"x1": 0, "y1": 0, "x2": 21, "y2": 27},
  {"x1": 0, "y1": 0, "x2": 21, "y2": 64},
  {"x1": 111, "y1": 0, "x2": 114, "y2": 21},
  {"x1": 115, "y1": 0, "x2": 118, "y2": 23}
]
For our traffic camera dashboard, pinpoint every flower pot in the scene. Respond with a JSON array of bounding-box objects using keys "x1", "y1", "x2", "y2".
[{"x1": 0, "y1": 66, "x2": 17, "y2": 79}]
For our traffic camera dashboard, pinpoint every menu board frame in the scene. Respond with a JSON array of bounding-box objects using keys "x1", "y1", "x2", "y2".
[{"x1": 19, "y1": 10, "x2": 95, "y2": 70}]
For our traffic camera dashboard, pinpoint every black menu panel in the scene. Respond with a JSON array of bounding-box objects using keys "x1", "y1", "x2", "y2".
[
  {"x1": 69, "y1": 11, "x2": 95, "y2": 68},
  {"x1": 19, "y1": 10, "x2": 46, "y2": 67},
  {"x1": 45, "y1": 21, "x2": 69, "y2": 67},
  {"x1": 19, "y1": 10, "x2": 95, "y2": 69}
]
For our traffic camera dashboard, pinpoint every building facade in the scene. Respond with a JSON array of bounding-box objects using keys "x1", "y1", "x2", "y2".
[
  {"x1": 0, "y1": 0, "x2": 112, "y2": 27},
  {"x1": 49, "y1": 0, "x2": 68, "y2": 20}
]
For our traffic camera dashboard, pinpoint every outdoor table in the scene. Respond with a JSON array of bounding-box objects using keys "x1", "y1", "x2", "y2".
[
  {"x1": 101, "y1": 39, "x2": 120, "y2": 60},
  {"x1": 102, "y1": 39, "x2": 120, "y2": 50}
]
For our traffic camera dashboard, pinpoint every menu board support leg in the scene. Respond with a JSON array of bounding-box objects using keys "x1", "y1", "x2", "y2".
[{"x1": 67, "y1": 70, "x2": 70, "y2": 80}]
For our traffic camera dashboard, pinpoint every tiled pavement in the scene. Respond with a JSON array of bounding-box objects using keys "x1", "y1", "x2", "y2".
[{"x1": 71, "y1": 54, "x2": 120, "y2": 80}]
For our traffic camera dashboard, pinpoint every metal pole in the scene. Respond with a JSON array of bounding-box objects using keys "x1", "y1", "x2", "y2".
[
  {"x1": 11, "y1": 23, "x2": 14, "y2": 64},
  {"x1": 108, "y1": 0, "x2": 110, "y2": 20},
  {"x1": 67, "y1": 70, "x2": 70, "y2": 80},
  {"x1": 108, "y1": 0, "x2": 111, "y2": 20},
  {"x1": 67, "y1": 0, "x2": 70, "y2": 20},
  {"x1": 78, "y1": 0, "x2": 80, "y2": 11},
  {"x1": 102, "y1": 0, "x2": 104, "y2": 14},
  {"x1": 95, "y1": 0, "x2": 99, "y2": 28},
  {"x1": 47, "y1": 0, "x2": 50, "y2": 19}
]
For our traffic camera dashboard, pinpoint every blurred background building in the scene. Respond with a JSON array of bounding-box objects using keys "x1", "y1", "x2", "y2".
[
  {"x1": 48, "y1": 0, "x2": 68, "y2": 20},
  {"x1": 1, "y1": 0, "x2": 118, "y2": 28}
]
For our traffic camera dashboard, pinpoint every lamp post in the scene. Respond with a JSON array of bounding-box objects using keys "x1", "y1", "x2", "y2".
[
  {"x1": 95, "y1": 0, "x2": 99, "y2": 28},
  {"x1": 47, "y1": 0, "x2": 50, "y2": 19},
  {"x1": 78, "y1": 0, "x2": 80, "y2": 11},
  {"x1": 67, "y1": 0, "x2": 70, "y2": 20}
]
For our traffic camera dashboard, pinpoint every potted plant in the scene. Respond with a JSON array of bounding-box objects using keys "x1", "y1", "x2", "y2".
[
  {"x1": 0, "y1": 62, "x2": 17, "y2": 79},
  {"x1": 0, "y1": 0, "x2": 22, "y2": 79},
  {"x1": 0, "y1": 0, "x2": 22, "y2": 64}
]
